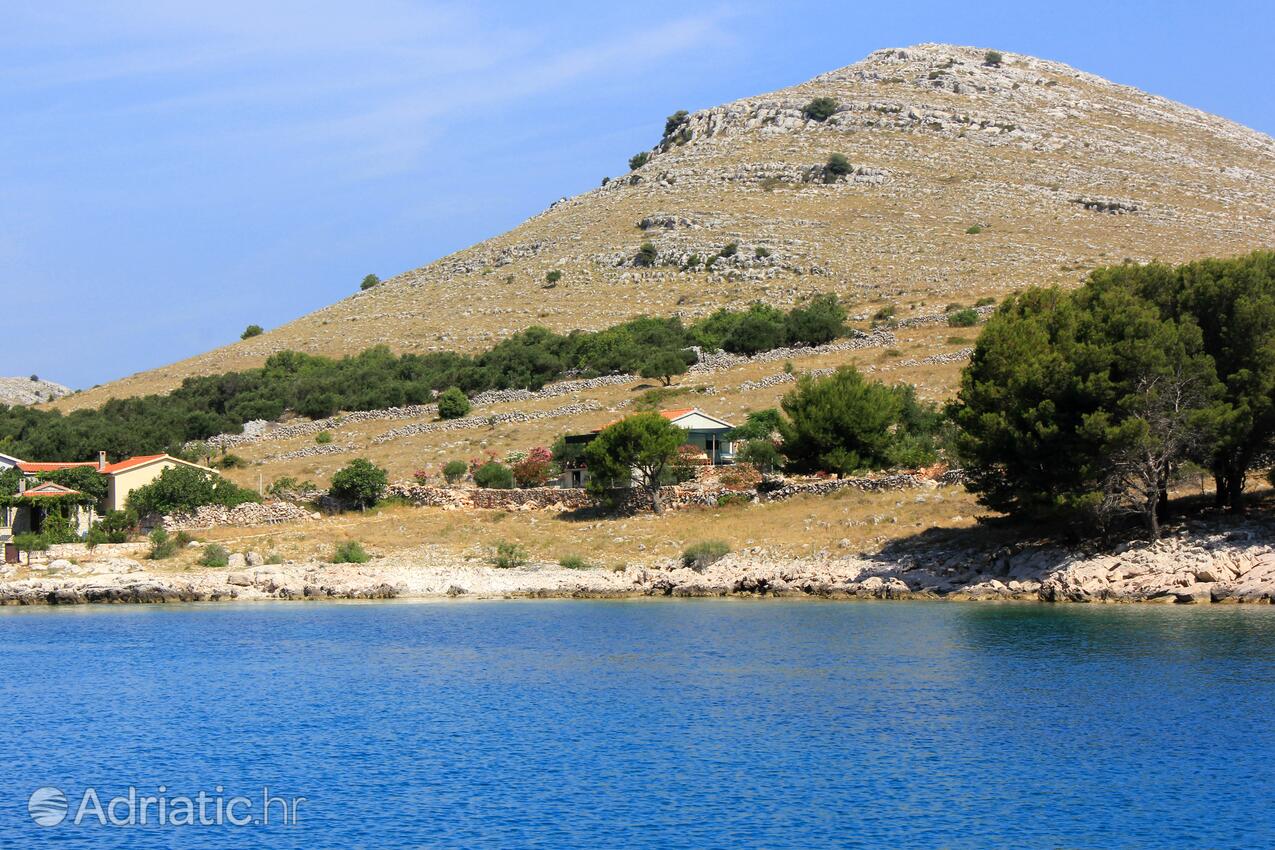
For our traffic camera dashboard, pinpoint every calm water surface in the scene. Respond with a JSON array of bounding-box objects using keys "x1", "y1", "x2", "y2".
[{"x1": 0, "y1": 600, "x2": 1272, "y2": 849}]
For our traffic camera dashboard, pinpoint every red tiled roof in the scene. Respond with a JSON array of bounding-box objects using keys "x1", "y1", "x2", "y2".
[
  {"x1": 99, "y1": 454, "x2": 167, "y2": 474},
  {"x1": 659, "y1": 407, "x2": 696, "y2": 420},
  {"x1": 17, "y1": 461, "x2": 97, "y2": 473}
]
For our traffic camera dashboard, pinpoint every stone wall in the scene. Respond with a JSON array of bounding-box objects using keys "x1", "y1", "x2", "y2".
[
  {"x1": 758, "y1": 471, "x2": 963, "y2": 502},
  {"x1": 371, "y1": 402, "x2": 601, "y2": 445},
  {"x1": 385, "y1": 483, "x2": 594, "y2": 511},
  {"x1": 163, "y1": 501, "x2": 317, "y2": 531}
]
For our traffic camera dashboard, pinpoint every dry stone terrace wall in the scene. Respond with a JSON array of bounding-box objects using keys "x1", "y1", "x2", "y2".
[
  {"x1": 162, "y1": 501, "x2": 317, "y2": 531},
  {"x1": 371, "y1": 402, "x2": 602, "y2": 445},
  {"x1": 759, "y1": 470, "x2": 965, "y2": 502},
  {"x1": 385, "y1": 483, "x2": 595, "y2": 511}
]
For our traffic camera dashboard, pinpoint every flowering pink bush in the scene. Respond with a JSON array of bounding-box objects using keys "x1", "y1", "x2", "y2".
[{"x1": 511, "y1": 446, "x2": 554, "y2": 488}]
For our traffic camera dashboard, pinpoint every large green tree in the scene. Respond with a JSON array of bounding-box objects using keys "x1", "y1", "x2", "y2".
[
  {"x1": 582, "y1": 413, "x2": 684, "y2": 513},
  {"x1": 778, "y1": 366, "x2": 931, "y2": 476}
]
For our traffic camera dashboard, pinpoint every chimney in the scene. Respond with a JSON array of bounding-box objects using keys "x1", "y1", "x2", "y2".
[
  {"x1": 17, "y1": 477, "x2": 25, "y2": 495},
  {"x1": 98, "y1": 451, "x2": 107, "y2": 471}
]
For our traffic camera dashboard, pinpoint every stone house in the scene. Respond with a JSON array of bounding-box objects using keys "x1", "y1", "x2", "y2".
[
  {"x1": 558, "y1": 407, "x2": 736, "y2": 488},
  {"x1": 1, "y1": 452, "x2": 216, "y2": 547}
]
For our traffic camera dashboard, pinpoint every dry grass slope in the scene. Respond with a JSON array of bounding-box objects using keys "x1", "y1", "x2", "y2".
[{"x1": 51, "y1": 43, "x2": 1275, "y2": 413}]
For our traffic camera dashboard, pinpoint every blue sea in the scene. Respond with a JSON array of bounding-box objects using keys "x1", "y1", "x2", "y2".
[{"x1": 0, "y1": 600, "x2": 1272, "y2": 849}]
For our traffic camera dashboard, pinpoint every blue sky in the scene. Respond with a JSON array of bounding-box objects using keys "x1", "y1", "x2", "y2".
[{"x1": 4, "y1": 0, "x2": 1273, "y2": 390}]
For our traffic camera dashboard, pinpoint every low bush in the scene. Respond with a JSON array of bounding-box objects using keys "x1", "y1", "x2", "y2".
[
  {"x1": 215, "y1": 453, "x2": 247, "y2": 469},
  {"x1": 558, "y1": 554, "x2": 590, "y2": 570},
  {"x1": 629, "y1": 151, "x2": 650, "y2": 170},
  {"x1": 241, "y1": 324, "x2": 263, "y2": 340},
  {"x1": 442, "y1": 460, "x2": 469, "y2": 484},
  {"x1": 754, "y1": 246, "x2": 770, "y2": 258},
  {"x1": 715, "y1": 492, "x2": 752, "y2": 508},
  {"x1": 974, "y1": 296, "x2": 997, "y2": 307},
  {"x1": 803, "y1": 97, "x2": 839, "y2": 121},
  {"x1": 681, "y1": 540, "x2": 730, "y2": 571},
  {"x1": 315, "y1": 431, "x2": 333, "y2": 445},
  {"x1": 966, "y1": 224, "x2": 983, "y2": 235},
  {"x1": 545, "y1": 269, "x2": 562, "y2": 284},
  {"x1": 738, "y1": 439, "x2": 783, "y2": 472},
  {"x1": 89, "y1": 509, "x2": 136, "y2": 545},
  {"x1": 636, "y1": 242, "x2": 658, "y2": 266},
  {"x1": 947, "y1": 308, "x2": 979, "y2": 327},
  {"x1": 490, "y1": 540, "x2": 529, "y2": 569},
  {"x1": 332, "y1": 540, "x2": 370, "y2": 564},
  {"x1": 266, "y1": 553, "x2": 284, "y2": 565},
  {"x1": 825, "y1": 153, "x2": 852, "y2": 179},
  {"x1": 872, "y1": 305, "x2": 896, "y2": 322},
  {"x1": 473, "y1": 461, "x2": 515, "y2": 490},
  {"x1": 984, "y1": 49, "x2": 1004, "y2": 67},
  {"x1": 148, "y1": 528, "x2": 179, "y2": 560},
  {"x1": 199, "y1": 544, "x2": 230, "y2": 568},
  {"x1": 436, "y1": 386, "x2": 471, "y2": 420},
  {"x1": 360, "y1": 274, "x2": 380, "y2": 291}
]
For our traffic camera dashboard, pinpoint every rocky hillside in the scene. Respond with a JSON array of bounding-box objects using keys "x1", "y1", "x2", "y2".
[
  {"x1": 0, "y1": 376, "x2": 72, "y2": 407},
  {"x1": 53, "y1": 43, "x2": 1275, "y2": 411}
]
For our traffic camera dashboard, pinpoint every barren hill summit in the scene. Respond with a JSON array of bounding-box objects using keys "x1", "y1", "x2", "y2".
[
  {"x1": 55, "y1": 43, "x2": 1275, "y2": 411},
  {"x1": 0, "y1": 376, "x2": 72, "y2": 407}
]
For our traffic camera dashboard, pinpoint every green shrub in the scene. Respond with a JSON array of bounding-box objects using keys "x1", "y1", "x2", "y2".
[
  {"x1": 473, "y1": 461, "x2": 515, "y2": 489},
  {"x1": 330, "y1": 458, "x2": 388, "y2": 510},
  {"x1": 266, "y1": 552, "x2": 284, "y2": 565},
  {"x1": 663, "y1": 110, "x2": 690, "y2": 137},
  {"x1": 558, "y1": 554, "x2": 590, "y2": 570},
  {"x1": 636, "y1": 242, "x2": 658, "y2": 267},
  {"x1": 718, "y1": 242, "x2": 738, "y2": 259},
  {"x1": 681, "y1": 540, "x2": 730, "y2": 571},
  {"x1": 966, "y1": 224, "x2": 983, "y2": 235},
  {"x1": 785, "y1": 293, "x2": 847, "y2": 346},
  {"x1": 199, "y1": 544, "x2": 230, "y2": 568},
  {"x1": 984, "y1": 50, "x2": 1004, "y2": 67},
  {"x1": 754, "y1": 246, "x2": 770, "y2": 259},
  {"x1": 88, "y1": 510, "x2": 136, "y2": 545},
  {"x1": 490, "y1": 540, "x2": 529, "y2": 568},
  {"x1": 947, "y1": 308, "x2": 979, "y2": 327},
  {"x1": 315, "y1": 431, "x2": 333, "y2": 445},
  {"x1": 215, "y1": 453, "x2": 247, "y2": 469},
  {"x1": 872, "y1": 305, "x2": 896, "y2": 322},
  {"x1": 360, "y1": 274, "x2": 380, "y2": 290},
  {"x1": 803, "y1": 97, "x2": 839, "y2": 121},
  {"x1": 545, "y1": 270, "x2": 562, "y2": 284},
  {"x1": 825, "y1": 153, "x2": 852, "y2": 179},
  {"x1": 974, "y1": 296, "x2": 997, "y2": 307},
  {"x1": 436, "y1": 387, "x2": 471, "y2": 420},
  {"x1": 241, "y1": 324, "x2": 264, "y2": 340},
  {"x1": 715, "y1": 492, "x2": 752, "y2": 508},
  {"x1": 738, "y1": 439, "x2": 783, "y2": 472},
  {"x1": 148, "y1": 528, "x2": 179, "y2": 560},
  {"x1": 947, "y1": 336, "x2": 971, "y2": 345},
  {"x1": 442, "y1": 460, "x2": 468, "y2": 484},
  {"x1": 128, "y1": 466, "x2": 260, "y2": 518},
  {"x1": 332, "y1": 540, "x2": 370, "y2": 564},
  {"x1": 629, "y1": 151, "x2": 650, "y2": 170}
]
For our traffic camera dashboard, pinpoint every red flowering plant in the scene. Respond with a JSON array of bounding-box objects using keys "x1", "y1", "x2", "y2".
[{"x1": 511, "y1": 446, "x2": 554, "y2": 488}]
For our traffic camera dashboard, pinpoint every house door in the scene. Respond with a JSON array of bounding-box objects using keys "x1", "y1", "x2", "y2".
[{"x1": 3, "y1": 543, "x2": 16, "y2": 565}]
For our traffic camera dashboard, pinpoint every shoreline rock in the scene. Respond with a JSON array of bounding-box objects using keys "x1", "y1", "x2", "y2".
[{"x1": 1, "y1": 521, "x2": 1270, "y2": 607}]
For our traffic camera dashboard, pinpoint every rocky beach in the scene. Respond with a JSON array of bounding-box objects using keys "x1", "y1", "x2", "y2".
[{"x1": 3, "y1": 519, "x2": 1271, "y2": 606}]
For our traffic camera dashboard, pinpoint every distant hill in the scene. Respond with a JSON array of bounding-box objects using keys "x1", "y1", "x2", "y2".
[
  {"x1": 50, "y1": 42, "x2": 1275, "y2": 411},
  {"x1": 0, "y1": 376, "x2": 72, "y2": 407}
]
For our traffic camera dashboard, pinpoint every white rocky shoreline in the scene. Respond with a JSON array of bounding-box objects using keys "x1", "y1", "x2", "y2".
[{"x1": 1, "y1": 520, "x2": 1272, "y2": 606}]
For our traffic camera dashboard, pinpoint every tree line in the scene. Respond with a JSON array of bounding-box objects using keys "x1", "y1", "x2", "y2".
[{"x1": 0, "y1": 295, "x2": 848, "y2": 463}]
